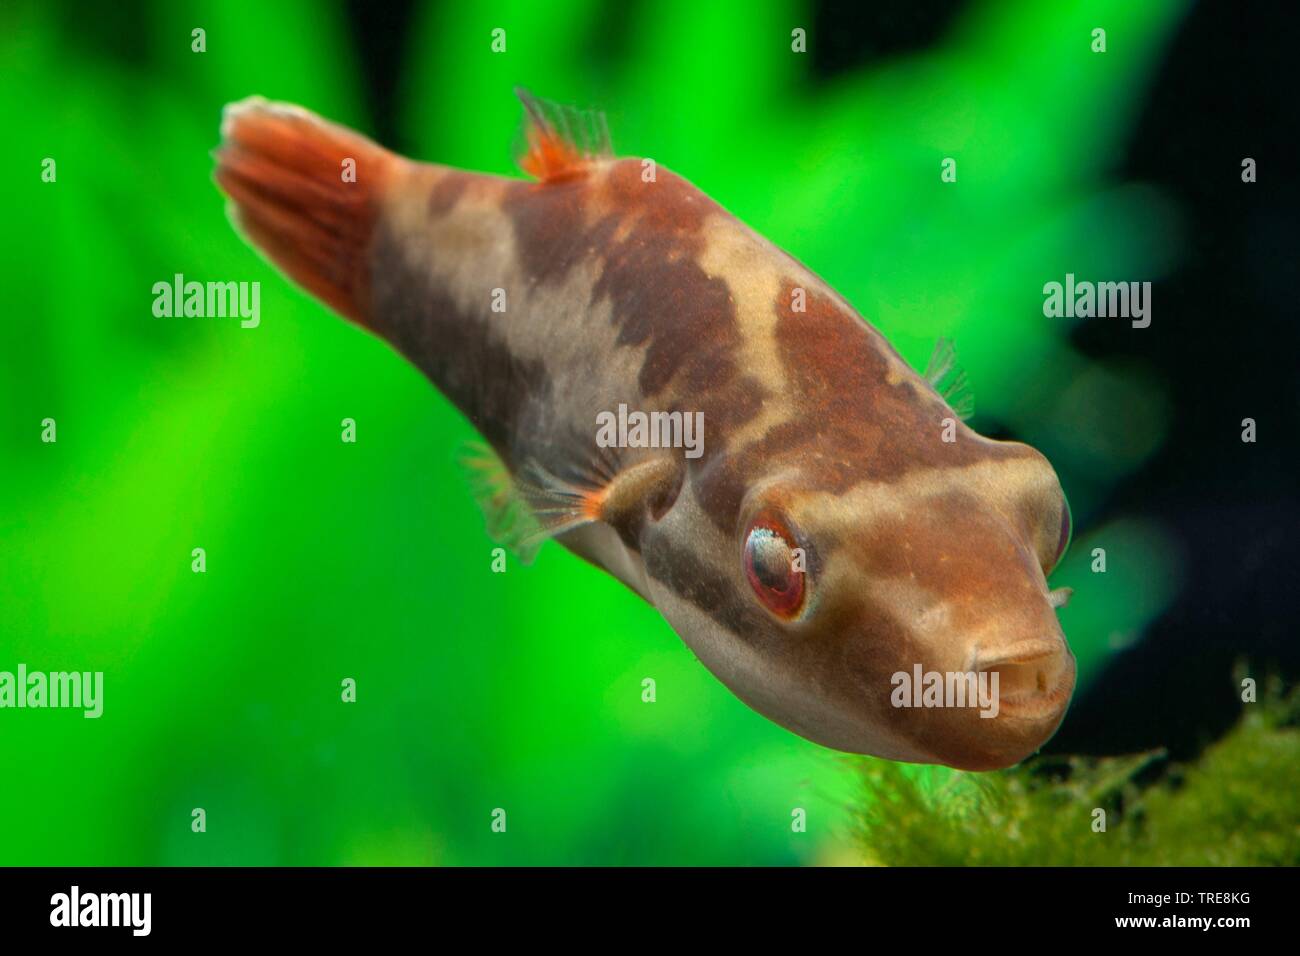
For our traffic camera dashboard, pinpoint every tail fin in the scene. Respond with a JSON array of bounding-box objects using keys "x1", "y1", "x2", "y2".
[{"x1": 214, "y1": 97, "x2": 399, "y2": 328}]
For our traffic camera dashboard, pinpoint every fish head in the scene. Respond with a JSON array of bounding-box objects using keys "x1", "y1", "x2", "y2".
[
  {"x1": 772, "y1": 440, "x2": 1076, "y2": 771},
  {"x1": 641, "y1": 426, "x2": 1075, "y2": 773}
]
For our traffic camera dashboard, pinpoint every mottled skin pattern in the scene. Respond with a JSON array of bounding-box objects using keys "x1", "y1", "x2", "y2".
[{"x1": 217, "y1": 99, "x2": 1076, "y2": 771}]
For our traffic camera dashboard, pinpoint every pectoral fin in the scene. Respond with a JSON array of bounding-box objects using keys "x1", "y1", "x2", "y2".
[
  {"x1": 519, "y1": 454, "x2": 683, "y2": 549},
  {"x1": 459, "y1": 441, "x2": 547, "y2": 563},
  {"x1": 461, "y1": 443, "x2": 684, "y2": 563}
]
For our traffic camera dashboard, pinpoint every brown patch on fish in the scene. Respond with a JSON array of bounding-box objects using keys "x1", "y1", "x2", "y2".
[
  {"x1": 643, "y1": 533, "x2": 769, "y2": 643},
  {"x1": 426, "y1": 169, "x2": 473, "y2": 218},
  {"x1": 690, "y1": 280, "x2": 1036, "y2": 535},
  {"x1": 501, "y1": 158, "x2": 769, "y2": 451},
  {"x1": 369, "y1": 218, "x2": 554, "y2": 455}
]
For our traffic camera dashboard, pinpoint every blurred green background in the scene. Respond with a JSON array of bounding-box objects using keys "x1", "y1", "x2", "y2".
[{"x1": 0, "y1": 0, "x2": 1199, "y2": 865}]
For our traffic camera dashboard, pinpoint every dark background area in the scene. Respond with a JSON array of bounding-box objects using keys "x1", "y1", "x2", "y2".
[{"x1": 1053, "y1": 1, "x2": 1299, "y2": 757}]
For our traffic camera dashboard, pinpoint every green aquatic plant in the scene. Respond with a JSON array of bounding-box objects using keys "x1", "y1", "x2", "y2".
[{"x1": 850, "y1": 682, "x2": 1300, "y2": 866}]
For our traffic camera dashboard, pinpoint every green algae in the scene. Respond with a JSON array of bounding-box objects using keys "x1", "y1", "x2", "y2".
[{"x1": 850, "y1": 682, "x2": 1300, "y2": 866}]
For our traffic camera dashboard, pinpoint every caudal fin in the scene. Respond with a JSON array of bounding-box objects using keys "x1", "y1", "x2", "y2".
[{"x1": 214, "y1": 97, "x2": 399, "y2": 327}]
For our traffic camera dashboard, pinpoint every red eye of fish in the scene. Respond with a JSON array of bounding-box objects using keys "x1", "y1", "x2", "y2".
[{"x1": 743, "y1": 514, "x2": 806, "y2": 619}]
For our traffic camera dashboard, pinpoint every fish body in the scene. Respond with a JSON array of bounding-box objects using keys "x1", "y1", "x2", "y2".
[{"x1": 215, "y1": 92, "x2": 1075, "y2": 771}]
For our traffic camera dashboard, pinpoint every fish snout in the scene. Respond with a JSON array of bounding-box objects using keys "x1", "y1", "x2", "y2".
[
  {"x1": 915, "y1": 635, "x2": 1075, "y2": 771},
  {"x1": 972, "y1": 635, "x2": 1075, "y2": 768}
]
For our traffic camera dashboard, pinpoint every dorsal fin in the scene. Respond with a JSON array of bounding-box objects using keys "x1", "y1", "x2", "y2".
[{"x1": 514, "y1": 87, "x2": 611, "y2": 183}]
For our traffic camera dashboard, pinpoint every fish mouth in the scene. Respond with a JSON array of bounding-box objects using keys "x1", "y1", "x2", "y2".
[
  {"x1": 991, "y1": 669, "x2": 1075, "y2": 721},
  {"x1": 973, "y1": 641, "x2": 1075, "y2": 722}
]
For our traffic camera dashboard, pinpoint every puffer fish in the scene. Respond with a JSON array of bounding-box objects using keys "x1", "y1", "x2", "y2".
[{"x1": 214, "y1": 90, "x2": 1076, "y2": 771}]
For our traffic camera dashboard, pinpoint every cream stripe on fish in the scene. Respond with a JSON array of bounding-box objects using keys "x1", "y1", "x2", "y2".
[{"x1": 693, "y1": 214, "x2": 794, "y2": 453}]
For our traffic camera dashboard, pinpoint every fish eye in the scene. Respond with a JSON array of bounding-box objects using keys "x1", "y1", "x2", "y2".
[{"x1": 742, "y1": 510, "x2": 807, "y2": 619}]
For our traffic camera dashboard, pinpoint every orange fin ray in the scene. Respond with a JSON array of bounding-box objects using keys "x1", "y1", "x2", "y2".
[
  {"x1": 514, "y1": 87, "x2": 612, "y2": 183},
  {"x1": 458, "y1": 441, "x2": 548, "y2": 564},
  {"x1": 463, "y1": 438, "x2": 683, "y2": 562},
  {"x1": 459, "y1": 441, "x2": 620, "y2": 563},
  {"x1": 214, "y1": 97, "x2": 399, "y2": 328}
]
